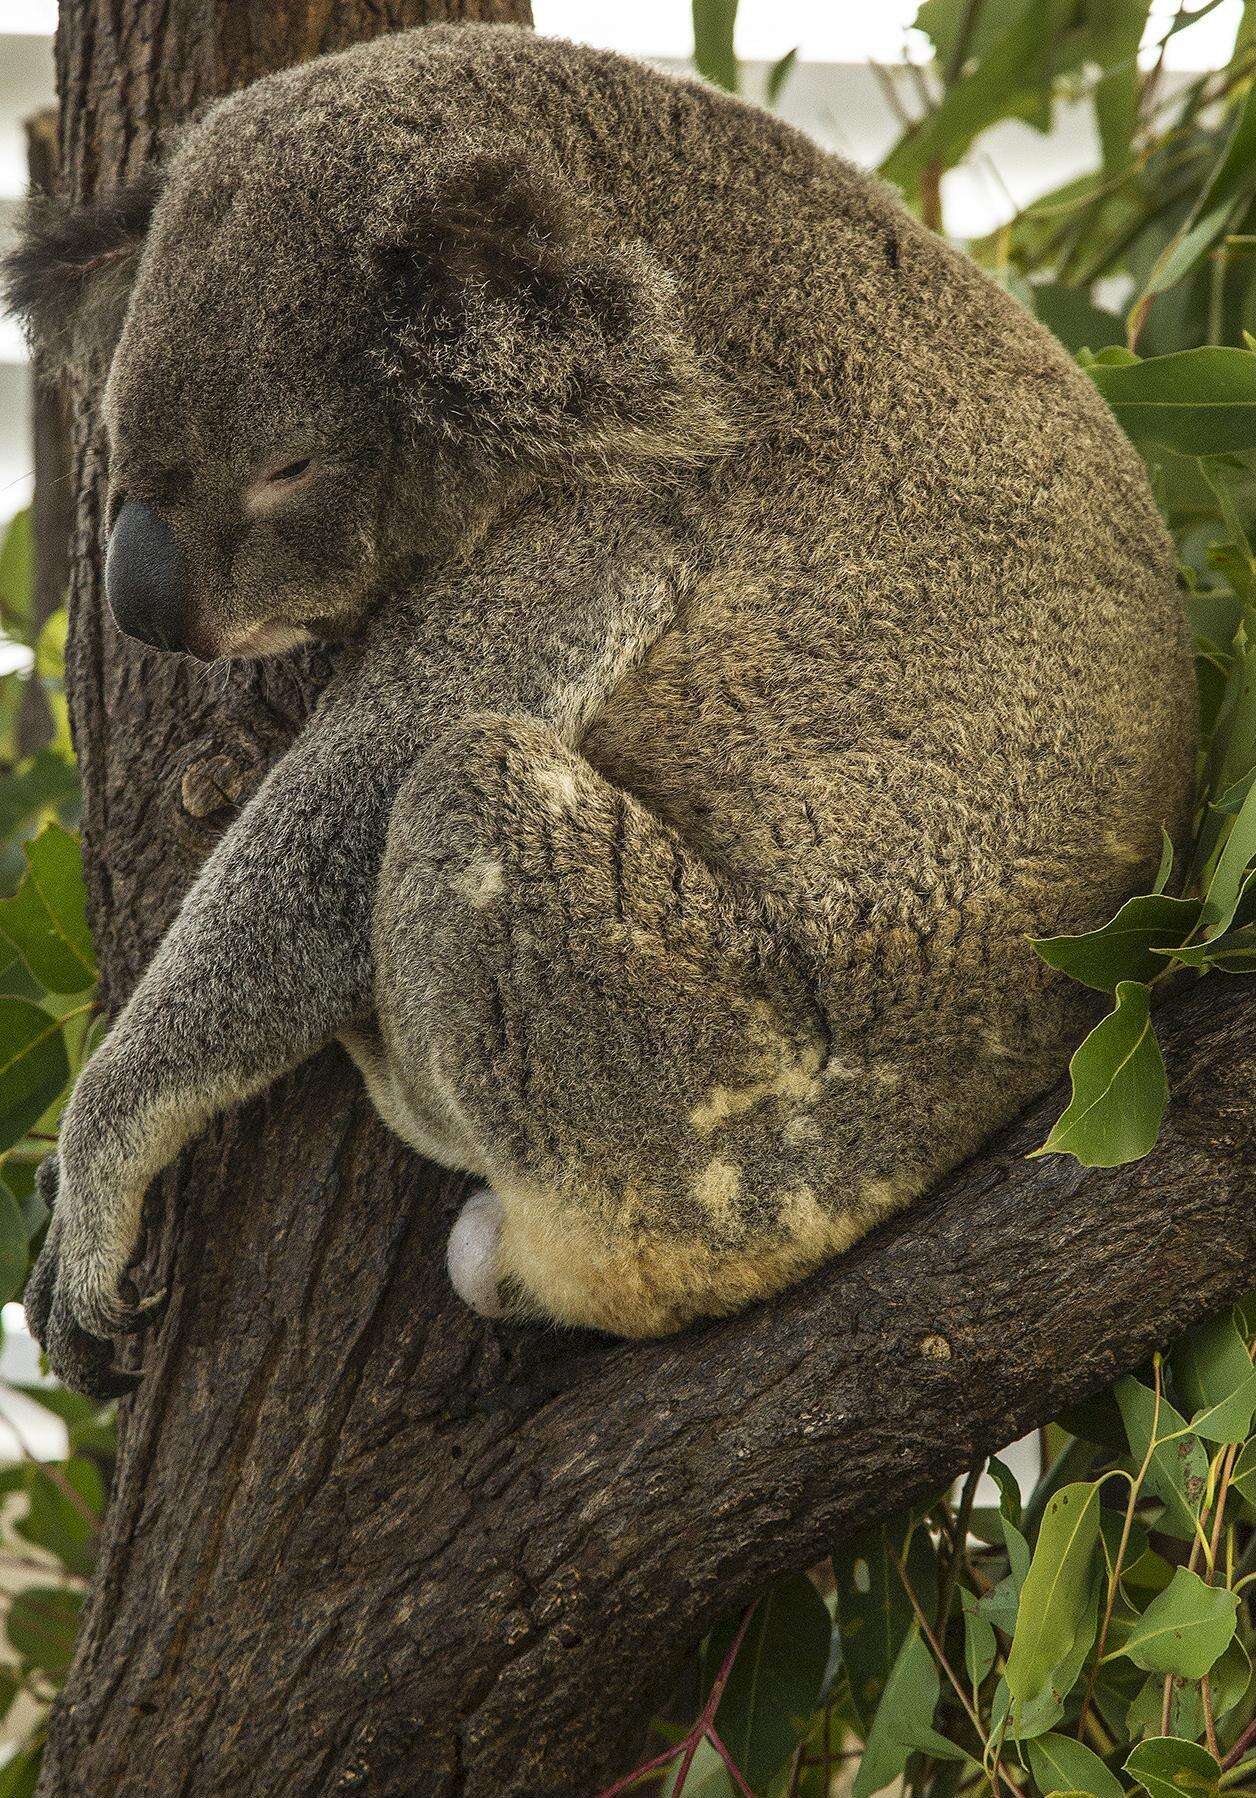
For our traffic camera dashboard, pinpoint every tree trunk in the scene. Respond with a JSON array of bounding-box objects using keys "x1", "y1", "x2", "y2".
[
  {"x1": 18, "y1": 108, "x2": 69, "y2": 759},
  {"x1": 34, "y1": 7, "x2": 1256, "y2": 1797}
]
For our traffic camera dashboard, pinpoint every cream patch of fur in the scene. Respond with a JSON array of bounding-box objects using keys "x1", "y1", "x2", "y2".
[
  {"x1": 861, "y1": 1174, "x2": 920, "y2": 1215},
  {"x1": 691, "y1": 1157, "x2": 743, "y2": 1217},
  {"x1": 452, "y1": 855, "x2": 504, "y2": 908},
  {"x1": 489, "y1": 1172, "x2": 859, "y2": 1338},
  {"x1": 532, "y1": 763, "x2": 581, "y2": 809},
  {"x1": 689, "y1": 1033, "x2": 826, "y2": 1133},
  {"x1": 1102, "y1": 830, "x2": 1151, "y2": 865}
]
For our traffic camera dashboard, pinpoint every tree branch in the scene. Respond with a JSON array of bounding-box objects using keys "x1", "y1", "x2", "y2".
[{"x1": 39, "y1": 960, "x2": 1256, "y2": 1796}]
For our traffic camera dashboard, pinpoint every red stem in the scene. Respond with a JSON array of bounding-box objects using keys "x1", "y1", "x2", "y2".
[
  {"x1": 595, "y1": 1603, "x2": 758, "y2": 1798},
  {"x1": 707, "y1": 1729, "x2": 757, "y2": 1797}
]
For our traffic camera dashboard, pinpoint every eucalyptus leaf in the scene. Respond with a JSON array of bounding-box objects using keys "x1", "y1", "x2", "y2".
[
  {"x1": 1088, "y1": 348, "x2": 1256, "y2": 455},
  {"x1": 692, "y1": 0, "x2": 739, "y2": 92},
  {"x1": 6, "y1": 1586, "x2": 82, "y2": 1680},
  {"x1": 834, "y1": 1522, "x2": 936, "y2": 1732},
  {"x1": 704, "y1": 1575, "x2": 832, "y2": 1793},
  {"x1": 1125, "y1": 1735, "x2": 1221, "y2": 1798},
  {"x1": 962, "y1": 1588, "x2": 997, "y2": 1692},
  {"x1": 1032, "y1": 983, "x2": 1166, "y2": 1167},
  {"x1": 1171, "y1": 1308, "x2": 1256, "y2": 1444},
  {"x1": 1028, "y1": 1730, "x2": 1125, "y2": 1798},
  {"x1": 1032, "y1": 893, "x2": 1202, "y2": 991},
  {"x1": 1004, "y1": 1482, "x2": 1101, "y2": 1707},
  {"x1": 0, "y1": 1181, "x2": 28, "y2": 1306},
  {"x1": 1114, "y1": 1375, "x2": 1208, "y2": 1542},
  {"x1": 14, "y1": 1457, "x2": 103, "y2": 1580},
  {"x1": 0, "y1": 824, "x2": 95, "y2": 996},
  {"x1": 0, "y1": 998, "x2": 70, "y2": 1156},
  {"x1": 1116, "y1": 1567, "x2": 1237, "y2": 1679},
  {"x1": 851, "y1": 1628, "x2": 965, "y2": 1798}
]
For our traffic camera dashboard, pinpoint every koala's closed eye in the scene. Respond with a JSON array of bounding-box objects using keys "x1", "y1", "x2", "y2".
[{"x1": 246, "y1": 455, "x2": 322, "y2": 515}]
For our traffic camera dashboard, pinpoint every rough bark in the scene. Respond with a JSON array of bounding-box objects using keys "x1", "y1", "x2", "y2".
[
  {"x1": 33, "y1": 5, "x2": 1256, "y2": 1797},
  {"x1": 18, "y1": 109, "x2": 69, "y2": 758}
]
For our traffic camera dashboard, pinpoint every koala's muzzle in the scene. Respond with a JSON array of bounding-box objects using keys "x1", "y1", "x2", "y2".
[{"x1": 105, "y1": 501, "x2": 188, "y2": 653}]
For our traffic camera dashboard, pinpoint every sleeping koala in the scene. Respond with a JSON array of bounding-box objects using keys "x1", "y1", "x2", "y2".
[{"x1": 4, "y1": 23, "x2": 1195, "y2": 1397}]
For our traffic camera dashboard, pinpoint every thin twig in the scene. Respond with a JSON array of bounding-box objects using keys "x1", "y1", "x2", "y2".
[
  {"x1": 892, "y1": 1547, "x2": 1014, "y2": 1798},
  {"x1": 596, "y1": 1603, "x2": 758, "y2": 1798},
  {"x1": 0, "y1": 1399, "x2": 99, "y2": 1534},
  {"x1": 937, "y1": 1465, "x2": 982, "y2": 1636},
  {"x1": 1079, "y1": 1359, "x2": 1162, "y2": 1738}
]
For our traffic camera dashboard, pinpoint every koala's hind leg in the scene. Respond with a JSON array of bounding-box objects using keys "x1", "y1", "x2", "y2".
[{"x1": 373, "y1": 714, "x2": 871, "y2": 1337}]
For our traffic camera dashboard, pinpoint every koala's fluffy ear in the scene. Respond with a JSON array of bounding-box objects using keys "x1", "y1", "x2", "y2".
[
  {"x1": 1, "y1": 170, "x2": 162, "y2": 378},
  {"x1": 374, "y1": 150, "x2": 733, "y2": 475}
]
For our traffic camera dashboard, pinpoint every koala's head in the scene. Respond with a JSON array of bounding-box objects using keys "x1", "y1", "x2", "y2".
[{"x1": 3, "y1": 54, "x2": 726, "y2": 661}]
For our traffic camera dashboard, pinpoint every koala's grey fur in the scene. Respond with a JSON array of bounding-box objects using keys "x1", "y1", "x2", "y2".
[{"x1": 4, "y1": 24, "x2": 1195, "y2": 1397}]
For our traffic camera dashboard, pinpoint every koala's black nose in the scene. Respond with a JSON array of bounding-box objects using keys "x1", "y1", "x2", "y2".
[{"x1": 105, "y1": 501, "x2": 188, "y2": 653}]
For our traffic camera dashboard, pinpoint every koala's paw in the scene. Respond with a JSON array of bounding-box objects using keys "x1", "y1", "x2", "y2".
[
  {"x1": 447, "y1": 1186, "x2": 506, "y2": 1319},
  {"x1": 23, "y1": 1158, "x2": 151, "y2": 1401}
]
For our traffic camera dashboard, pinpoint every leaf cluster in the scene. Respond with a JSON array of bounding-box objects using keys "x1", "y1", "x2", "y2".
[
  {"x1": 611, "y1": 1311, "x2": 1256, "y2": 1797},
  {"x1": 0, "y1": 509, "x2": 105, "y2": 1793}
]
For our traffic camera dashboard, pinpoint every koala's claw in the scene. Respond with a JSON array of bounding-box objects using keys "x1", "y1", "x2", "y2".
[
  {"x1": 23, "y1": 1208, "x2": 154, "y2": 1399},
  {"x1": 112, "y1": 1286, "x2": 167, "y2": 1334},
  {"x1": 46, "y1": 1310, "x2": 140, "y2": 1401}
]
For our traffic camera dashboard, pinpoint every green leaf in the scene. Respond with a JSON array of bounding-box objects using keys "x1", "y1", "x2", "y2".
[
  {"x1": 1005, "y1": 1482, "x2": 1101, "y2": 1708},
  {"x1": 882, "y1": 0, "x2": 1075, "y2": 194},
  {"x1": 0, "y1": 1670, "x2": 18, "y2": 1732},
  {"x1": 6, "y1": 1584, "x2": 81, "y2": 1679},
  {"x1": 1157, "y1": 1632, "x2": 1256, "y2": 1736},
  {"x1": 1114, "y1": 1375, "x2": 1208, "y2": 1542},
  {"x1": 0, "y1": 1181, "x2": 28, "y2": 1306},
  {"x1": 1099, "y1": 1509, "x2": 1150, "y2": 1587},
  {"x1": 692, "y1": 0, "x2": 739, "y2": 92},
  {"x1": 988, "y1": 1454, "x2": 1023, "y2": 1531},
  {"x1": 1086, "y1": 0, "x2": 1153, "y2": 172},
  {"x1": 1116, "y1": 1568, "x2": 1237, "y2": 1679},
  {"x1": 11, "y1": 1384, "x2": 117, "y2": 1457},
  {"x1": 962, "y1": 1588, "x2": 997, "y2": 1692},
  {"x1": 765, "y1": 46, "x2": 797, "y2": 107},
  {"x1": 0, "y1": 1746, "x2": 43, "y2": 1798},
  {"x1": 0, "y1": 998, "x2": 70, "y2": 1155},
  {"x1": 14, "y1": 1455, "x2": 103, "y2": 1579},
  {"x1": 661, "y1": 1735, "x2": 736, "y2": 1798},
  {"x1": 1028, "y1": 1730, "x2": 1125, "y2": 1798},
  {"x1": 1231, "y1": 1435, "x2": 1256, "y2": 1514},
  {"x1": 1032, "y1": 984, "x2": 1166, "y2": 1167},
  {"x1": 705, "y1": 1575, "x2": 832, "y2": 1792},
  {"x1": 1032, "y1": 894, "x2": 1202, "y2": 991},
  {"x1": 0, "y1": 824, "x2": 95, "y2": 996},
  {"x1": 1125, "y1": 1736, "x2": 1221, "y2": 1798},
  {"x1": 1171, "y1": 1309, "x2": 1256, "y2": 1444},
  {"x1": 1009, "y1": 1586, "x2": 1101, "y2": 1740},
  {"x1": 1198, "y1": 777, "x2": 1256, "y2": 938},
  {"x1": 1143, "y1": 81, "x2": 1256, "y2": 296},
  {"x1": 0, "y1": 508, "x2": 33, "y2": 643},
  {"x1": 0, "y1": 752, "x2": 79, "y2": 853},
  {"x1": 1031, "y1": 282, "x2": 1126, "y2": 355},
  {"x1": 1089, "y1": 349, "x2": 1256, "y2": 456},
  {"x1": 852, "y1": 1628, "x2": 965, "y2": 1798},
  {"x1": 834, "y1": 1522, "x2": 936, "y2": 1732}
]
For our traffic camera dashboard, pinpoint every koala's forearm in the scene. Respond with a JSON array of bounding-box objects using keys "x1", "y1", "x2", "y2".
[{"x1": 77, "y1": 700, "x2": 410, "y2": 1191}]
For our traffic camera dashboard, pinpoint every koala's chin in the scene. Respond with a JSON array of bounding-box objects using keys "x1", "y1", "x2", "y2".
[{"x1": 210, "y1": 620, "x2": 318, "y2": 663}]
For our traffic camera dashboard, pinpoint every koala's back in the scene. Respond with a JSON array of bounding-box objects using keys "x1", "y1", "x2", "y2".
[{"x1": 260, "y1": 24, "x2": 1195, "y2": 950}]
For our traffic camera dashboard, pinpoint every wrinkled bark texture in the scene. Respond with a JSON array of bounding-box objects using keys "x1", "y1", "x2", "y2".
[
  {"x1": 34, "y1": 4, "x2": 1256, "y2": 1796},
  {"x1": 19, "y1": 109, "x2": 69, "y2": 758}
]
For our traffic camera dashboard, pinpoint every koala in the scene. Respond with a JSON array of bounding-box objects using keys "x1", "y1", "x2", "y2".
[{"x1": 4, "y1": 23, "x2": 1195, "y2": 1398}]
